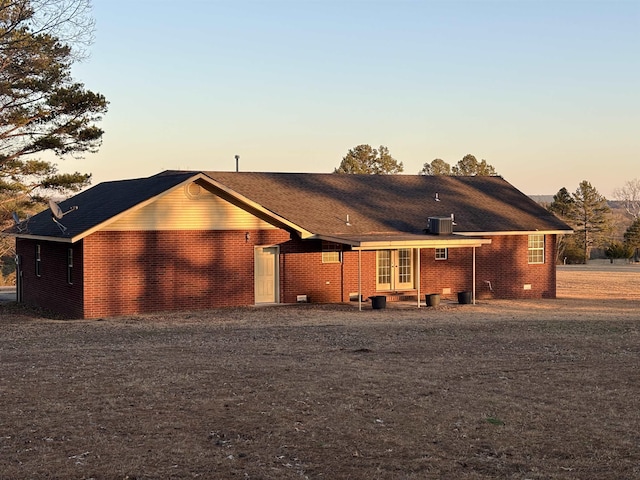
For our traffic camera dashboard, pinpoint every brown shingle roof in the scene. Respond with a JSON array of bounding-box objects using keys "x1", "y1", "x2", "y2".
[
  {"x1": 9, "y1": 170, "x2": 571, "y2": 242},
  {"x1": 201, "y1": 172, "x2": 571, "y2": 236}
]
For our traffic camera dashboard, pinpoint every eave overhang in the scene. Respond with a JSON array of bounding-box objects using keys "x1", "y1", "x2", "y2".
[
  {"x1": 315, "y1": 233, "x2": 491, "y2": 250},
  {"x1": 455, "y1": 230, "x2": 573, "y2": 237},
  {"x1": 9, "y1": 233, "x2": 73, "y2": 243}
]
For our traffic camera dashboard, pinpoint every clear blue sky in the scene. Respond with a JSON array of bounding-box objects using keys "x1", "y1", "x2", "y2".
[{"x1": 67, "y1": 0, "x2": 639, "y2": 197}]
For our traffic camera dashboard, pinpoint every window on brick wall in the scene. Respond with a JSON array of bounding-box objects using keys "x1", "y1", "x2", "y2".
[
  {"x1": 35, "y1": 244, "x2": 41, "y2": 277},
  {"x1": 435, "y1": 248, "x2": 448, "y2": 260},
  {"x1": 322, "y1": 241, "x2": 342, "y2": 263},
  {"x1": 528, "y1": 234, "x2": 545, "y2": 264},
  {"x1": 67, "y1": 248, "x2": 73, "y2": 285}
]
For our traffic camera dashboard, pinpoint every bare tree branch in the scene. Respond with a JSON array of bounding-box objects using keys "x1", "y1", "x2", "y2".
[{"x1": 613, "y1": 178, "x2": 640, "y2": 220}]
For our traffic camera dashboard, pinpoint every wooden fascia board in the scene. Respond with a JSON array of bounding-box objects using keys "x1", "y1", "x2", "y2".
[
  {"x1": 351, "y1": 238, "x2": 491, "y2": 250},
  {"x1": 314, "y1": 233, "x2": 492, "y2": 250},
  {"x1": 312, "y1": 234, "x2": 360, "y2": 246},
  {"x1": 455, "y1": 230, "x2": 573, "y2": 237},
  {"x1": 9, "y1": 233, "x2": 73, "y2": 244}
]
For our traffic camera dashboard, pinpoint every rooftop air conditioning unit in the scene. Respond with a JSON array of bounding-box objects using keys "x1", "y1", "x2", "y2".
[{"x1": 428, "y1": 216, "x2": 453, "y2": 235}]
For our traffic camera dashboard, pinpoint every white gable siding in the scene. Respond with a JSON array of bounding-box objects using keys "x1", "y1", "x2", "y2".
[{"x1": 103, "y1": 182, "x2": 277, "y2": 231}]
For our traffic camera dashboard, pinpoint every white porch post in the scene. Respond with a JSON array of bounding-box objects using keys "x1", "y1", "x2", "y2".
[
  {"x1": 358, "y1": 249, "x2": 362, "y2": 312},
  {"x1": 416, "y1": 248, "x2": 421, "y2": 308},
  {"x1": 473, "y1": 246, "x2": 476, "y2": 305}
]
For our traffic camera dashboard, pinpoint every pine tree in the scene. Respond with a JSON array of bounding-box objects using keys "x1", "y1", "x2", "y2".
[
  {"x1": 547, "y1": 187, "x2": 577, "y2": 263},
  {"x1": 0, "y1": 0, "x2": 108, "y2": 219},
  {"x1": 548, "y1": 187, "x2": 574, "y2": 218},
  {"x1": 569, "y1": 181, "x2": 612, "y2": 263},
  {"x1": 623, "y1": 218, "x2": 640, "y2": 260}
]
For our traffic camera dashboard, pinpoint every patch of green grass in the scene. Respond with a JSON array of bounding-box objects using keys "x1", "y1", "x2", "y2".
[{"x1": 485, "y1": 416, "x2": 505, "y2": 426}]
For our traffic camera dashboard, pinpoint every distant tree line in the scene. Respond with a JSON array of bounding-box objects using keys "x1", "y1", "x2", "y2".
[
  {"x1": 549, "y1": 179, "x2": 640, "y2": 264},
  {"x1": 419, "y1": 155, "x2": 499, "y2": 176},
  {"x1": 334, "y1": 145, "x2": 499, "y2": 177}
]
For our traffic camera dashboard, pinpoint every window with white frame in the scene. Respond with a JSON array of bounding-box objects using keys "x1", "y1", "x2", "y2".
[
  {"x1": 397, "y1": 249, "x2": 412, "y2": 284},
  {"x1": 528, "y1": 234, "x2": 545, "y2": 264},
  {"x1": 376, "y1": 250, "x2": 391, "y2": 288},
  {"x1": 322, "y1": 241, "x2": 342, "y2": 263},
  {"x1": 435, "y1": 248, "x2": 448, "y2": 260}
]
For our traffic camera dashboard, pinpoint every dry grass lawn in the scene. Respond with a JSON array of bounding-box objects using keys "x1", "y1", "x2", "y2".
[{"x1": 0, "y1": 265, "x2": 639, "y2": 479}]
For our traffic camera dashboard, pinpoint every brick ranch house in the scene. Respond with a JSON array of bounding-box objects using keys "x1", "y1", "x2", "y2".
[{"x1": 8, "y1": 171, "x2": 572, "y2": 319}]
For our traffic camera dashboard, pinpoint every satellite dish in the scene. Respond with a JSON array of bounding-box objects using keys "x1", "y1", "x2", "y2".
[
  {"x1": 49, "y1": 199, "x2": 78, "y2": 233},
  {"x1": 49, "y1": 199, "x2": 64, "y2": 219}
]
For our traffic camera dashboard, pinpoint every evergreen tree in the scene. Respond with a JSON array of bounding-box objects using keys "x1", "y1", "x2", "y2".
[
  {"x1": 605, "y1": 241, "x2": 634, "y2": 260},
  {"x1": 548, "y1": 187, "x2": 575, "y2": 218},
  {"x1": 623, "y1": 217, "x2": 640, "y2": 260},
  {"x1": 0, "y1": 0, "x2": 107, "y2": 219},
  {"x1": 547, "y1": 187, "x2": 576, "y2": 263},
  {"x1": 569, "y1": 181, "x2": 612, "y2": 263}
]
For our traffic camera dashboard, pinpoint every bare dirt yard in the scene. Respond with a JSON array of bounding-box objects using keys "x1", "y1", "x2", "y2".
[{"x1": 1, "y1": 265, "x2": 639, "y2": 479}]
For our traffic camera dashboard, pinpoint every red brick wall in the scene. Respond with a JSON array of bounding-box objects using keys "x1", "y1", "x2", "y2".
[
  {"x1": 475, "y1": 234, "x2": 557, "y2": 299},
  {"x1": 341, "y1": 250, "x2": 378, "y2": 301},
  {"x1": 419, "y1": 245, "x2": 474, "y2": 301},
  {"x1": 281, "y1": 235, "x2": 556, "y2": 302},
  {"x1": 278, "y1": 242, "x2": 378, "y2": 303},
  {"x1": 282, "y1": 234, "x2": 557, "y2": 303},
  {"x1": 16, "y1": 231, "x2": 558, "y2": 318},
  {"x1": 279, "y1": 239, "x2": 342, "y2": 303},
  {"x1": 16, "y1": 238, "x2": 84, "y2": 318},
  {"x1": 419, "y1": 234, "x2": 557, "y2": 300},
  {"x1": 82, "y1": 229, "x2": 291, "y2": 318}
]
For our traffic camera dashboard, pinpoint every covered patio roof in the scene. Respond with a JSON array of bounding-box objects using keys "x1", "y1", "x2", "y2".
[
  {"x1": 315, "y1": 233, "x2": 491, "y2": 250},
  {"x1": 320, "y1": 234, "x2": 491, "y2": 311}
]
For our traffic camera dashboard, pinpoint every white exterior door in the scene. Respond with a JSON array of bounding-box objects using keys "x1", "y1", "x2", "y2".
[{"x1": 254, "y1": 246, "x2": 278, "y2": 303}]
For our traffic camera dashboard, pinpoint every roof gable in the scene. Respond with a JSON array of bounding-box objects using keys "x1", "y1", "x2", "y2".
[
  {"x1": 102, "y1": 179, "x2": 277, "y2": 232},
  {"x1": 11, "y1": 171, "x2": 198, "y2": 241}
]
